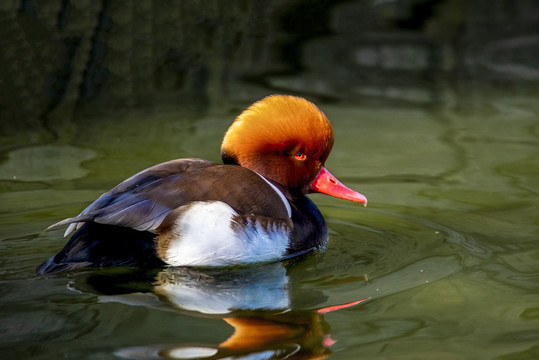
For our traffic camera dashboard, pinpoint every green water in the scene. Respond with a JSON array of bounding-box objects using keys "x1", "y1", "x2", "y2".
[{"x1": 1, "y1": 94, "x2": 538, "y2": 359}]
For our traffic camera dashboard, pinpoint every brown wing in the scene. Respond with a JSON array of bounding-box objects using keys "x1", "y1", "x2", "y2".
[{"x1": 48, "y1": 158, "x2": 289, "y2": 235}]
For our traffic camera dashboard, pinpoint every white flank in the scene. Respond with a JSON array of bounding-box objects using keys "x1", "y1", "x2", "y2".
[{"x1": 165, "y1": 201, "x2": 290, "y2": 266}]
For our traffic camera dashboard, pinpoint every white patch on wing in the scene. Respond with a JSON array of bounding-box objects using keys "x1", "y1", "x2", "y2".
[
  {"x1": 65, "y1": 221, "x2": 80, "y2": 237},
  {"x1": 165, "y1": 201, "x2": 290, "y2": 267}
]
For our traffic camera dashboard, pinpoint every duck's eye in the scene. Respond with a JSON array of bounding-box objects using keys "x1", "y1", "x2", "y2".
[{"x1": 294, "y1": 152, "x2": 307, "y2": 161}]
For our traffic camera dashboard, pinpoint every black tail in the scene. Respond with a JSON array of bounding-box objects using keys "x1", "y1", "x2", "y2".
[{"x1": 36, "y1": 222, "x2": 164, "y2": 275}]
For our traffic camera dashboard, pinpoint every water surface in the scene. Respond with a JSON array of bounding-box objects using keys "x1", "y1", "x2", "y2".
[{"x1": 1, "y1": 92, "x2": 538, "y2": 359}]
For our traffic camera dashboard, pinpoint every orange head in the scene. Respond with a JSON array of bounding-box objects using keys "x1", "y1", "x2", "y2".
[
  {"x1": 221, "y1": 95, "x2": 334, "y2": 195},
  {"x1": 221, "y1": 95, "x2": 367, "y2": 205}
]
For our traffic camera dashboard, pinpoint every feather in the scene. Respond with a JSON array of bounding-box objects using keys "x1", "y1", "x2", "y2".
[{"x1": 46, "y1": 159, "x2": 217, "y2": 236}]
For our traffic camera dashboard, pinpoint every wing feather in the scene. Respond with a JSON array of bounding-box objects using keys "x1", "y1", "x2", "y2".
[{"x1": 48, "y1": 158, "x2": 215, "y2": 236}]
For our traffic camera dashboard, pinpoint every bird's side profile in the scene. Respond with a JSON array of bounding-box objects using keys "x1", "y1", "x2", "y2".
[{"x1": 37, "y1": 95, "x2": 367, "y2": 274}]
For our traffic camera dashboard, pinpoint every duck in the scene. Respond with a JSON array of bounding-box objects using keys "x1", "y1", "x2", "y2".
[{"x1": 36, "y1": 95, "x2": 367, "y2": 274}]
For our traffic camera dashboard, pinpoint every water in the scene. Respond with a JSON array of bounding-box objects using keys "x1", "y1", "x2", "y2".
[
  {"x1": 2, "y1": 0, "x2": 539, "y2": 358},
  {"x1": 1, "y1": 93, "x2": 538, "y2": 359}
]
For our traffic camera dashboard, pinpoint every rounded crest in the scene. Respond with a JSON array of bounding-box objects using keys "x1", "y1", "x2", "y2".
[{"x1": 221, "y1": 95, "x2": 334, "y2": 193}]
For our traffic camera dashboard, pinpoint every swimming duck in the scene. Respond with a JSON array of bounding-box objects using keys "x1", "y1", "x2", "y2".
[{"x1": 37, "y1": 95, "x2": 367, "y2": 274}]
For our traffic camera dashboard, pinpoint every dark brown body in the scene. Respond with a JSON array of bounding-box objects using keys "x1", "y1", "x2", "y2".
[{"x1": 37, "y1": 159, "x2": 328, "y2": 274}]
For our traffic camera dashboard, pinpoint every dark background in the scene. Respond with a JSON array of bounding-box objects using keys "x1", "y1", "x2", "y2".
[{"x1": 1, "y1": 0, "x2": 538, "y2": 150}]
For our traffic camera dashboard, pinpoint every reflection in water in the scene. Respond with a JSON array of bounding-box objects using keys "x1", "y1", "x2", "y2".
[
  {"x1": 82, "y1": 251, "x2": 459, "y2": 360},
  {"x1": 89, "y1": 262, "x2": 365, "y2": 359},
  {"x1": 154, "y1": 264, "x2": 291, "y2": 315}
]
